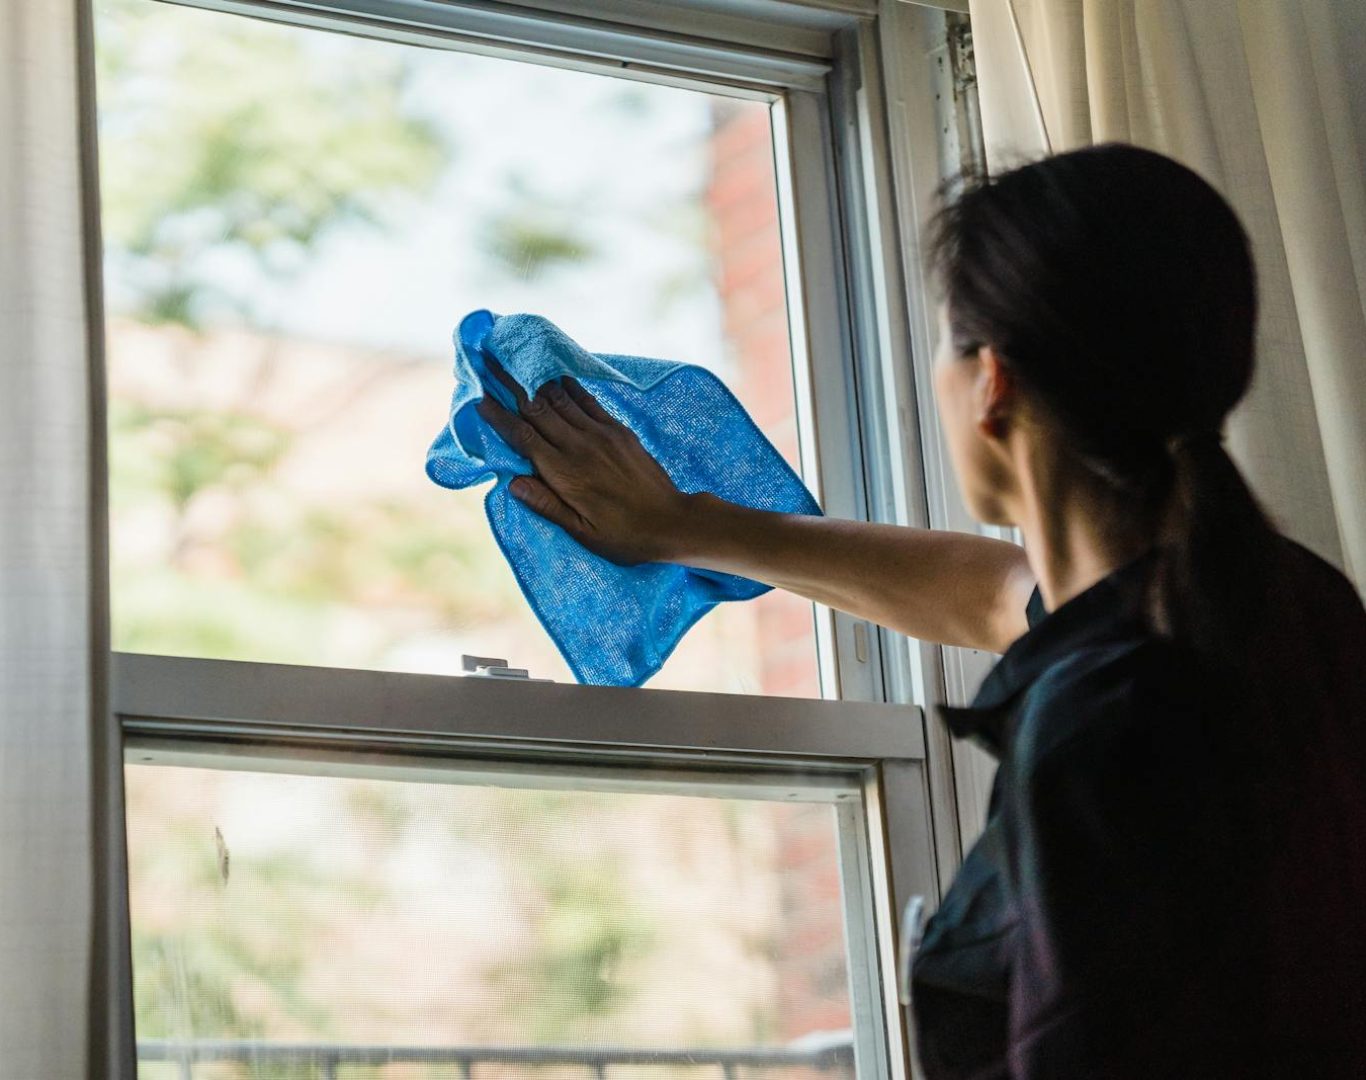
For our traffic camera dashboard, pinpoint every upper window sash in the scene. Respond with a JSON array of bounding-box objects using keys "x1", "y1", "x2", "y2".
[
  {"x1": 160, "y1": 0, "x2": 838, "y2": 93},
  {"x1": 116, "y1": 0, "x2": 912, "y2": 704}
]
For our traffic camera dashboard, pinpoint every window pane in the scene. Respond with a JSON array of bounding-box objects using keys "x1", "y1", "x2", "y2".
[
  {"x1": 126, "y1": 760, "x2": 862, "y2": 1078},
  {"x1": 95, "y1": 0, "x2": 820, "y2": 695}
]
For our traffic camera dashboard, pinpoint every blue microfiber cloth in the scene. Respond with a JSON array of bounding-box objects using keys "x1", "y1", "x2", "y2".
[{"x1": 426, "y1": 310, "x2": 822, "y2": 687}]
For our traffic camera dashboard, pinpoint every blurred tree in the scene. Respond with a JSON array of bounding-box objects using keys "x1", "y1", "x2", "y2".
[
  {"x1": 95, "y1": 0, "x2": 518, "y2": 665},
  {"x1": 111, "y1": 401, "x2": 290, "y2": 564},
  {"x1": 96, "y1": 0, "x2": 448, "y2": 331},
  {"x1": 476, "y1": 793, "x2": 654, "y2": 1042},
  {"x1": 477, "y1": 171, "x2": 599, "y2": 283},
  {"x1": 479, "y1": 209, "x2": 597, "y2": 282},
  {"x1": 131, "y1": 815, "x2": 383, "y2": 1078},
  {"x1": 520, "y1": 862, "x2": 650, "y2": 1038}
]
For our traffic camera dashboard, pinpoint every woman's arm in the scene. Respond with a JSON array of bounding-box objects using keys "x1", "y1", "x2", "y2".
[
  {"x1": 476, "y1": 368, "x2": 1035, "y2": 654},
  {"x1": 670, "y1": 495, "x2": 1034, "y2": 653}
]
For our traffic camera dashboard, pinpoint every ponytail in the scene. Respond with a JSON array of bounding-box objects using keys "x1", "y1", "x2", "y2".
[{"x1": 1150, "y1": 431, "x2": 1284, "y2": 668}]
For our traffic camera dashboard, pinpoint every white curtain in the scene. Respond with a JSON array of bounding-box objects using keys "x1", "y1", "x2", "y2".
[
  {"x1": 0, "y1": 0, "x2": 128, "y2": 1075},
  {"x1": 967, "y1": 0, "x2": 1366, "y2": 587}
]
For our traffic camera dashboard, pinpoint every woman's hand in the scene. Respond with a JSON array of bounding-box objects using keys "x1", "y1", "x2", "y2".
[
  {"x1": 473, "y1": 356, "x2": 1035, "y2": 652},
  {"x1": 475, "y1": 357, "x2": 692, "y2": 566}
]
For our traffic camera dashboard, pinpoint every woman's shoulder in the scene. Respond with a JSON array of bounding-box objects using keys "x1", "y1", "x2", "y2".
[
  {"x1": 1014, "y1": 536, "x2": 1363, "y2": 768},
  {"x1": 1011, "y1": 633, "x2": 1219, "y2": 778},
  {"x1": 1277, "y1": 536, "x2": 1366, "y2": 641},
  {"x1": 1001, "y1": 535, "x2": 1364, "y2": 791}
]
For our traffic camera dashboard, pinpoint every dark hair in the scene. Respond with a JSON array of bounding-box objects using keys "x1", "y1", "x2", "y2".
[{"x1": 930, "y1": 143, "x2": 1285, "y2": 666}]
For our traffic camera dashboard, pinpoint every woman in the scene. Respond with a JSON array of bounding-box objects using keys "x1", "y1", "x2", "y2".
[{"x1": 477, "y1": 144, "x2": 1366, "y2": 1077}]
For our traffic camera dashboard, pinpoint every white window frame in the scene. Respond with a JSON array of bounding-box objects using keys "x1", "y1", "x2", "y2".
[
  {"x1": 872, "y1": 2, "x2": 1003, "y2": 860},
  {"x1": 91, "y1": 1, "x2": 986, "y2": 1076}
]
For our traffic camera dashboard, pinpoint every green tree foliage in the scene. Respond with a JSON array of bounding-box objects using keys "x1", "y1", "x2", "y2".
[
  {"x1": 111, "y1": 400, "x2": 289, "y2": 536},
  {"x1": 476, "y1": 169, "x2": 600, "y2": 283},
  {"x1": 130, "y1": 813, "x2": 384, "y2": 1078},
  {"x1": 95, "y1": 0, "x2": 514, "y2": 667},
  {"x1": 479, "y1": 210, "x2": 597, "y2": 282},
  {"x1": 96, "y1": 0, "x2": 447, "y2": 329},
  {"x1": 471, "y1": 792, "x2": 653, "y2": 1042},
  {"x1": 517, "y1": 862, "x2": 651, "y2": 1038}
]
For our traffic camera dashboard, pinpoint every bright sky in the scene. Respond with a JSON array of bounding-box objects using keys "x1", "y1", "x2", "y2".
[{"x1": 151, "y1": 4, "x2": 764, "y2": 371}]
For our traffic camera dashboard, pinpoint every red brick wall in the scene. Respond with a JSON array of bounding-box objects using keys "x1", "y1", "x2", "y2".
[
  {"x1": 707, "y1": 101, "x2": 851, "y2": 1043},
  {"x1": 705, "y1": 102, "x2": 820, "y2": 705}
]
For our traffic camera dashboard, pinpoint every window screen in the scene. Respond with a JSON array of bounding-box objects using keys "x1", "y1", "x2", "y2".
[{"x1": 127, "y1": 758, "x2": 862, "y2": 1078}]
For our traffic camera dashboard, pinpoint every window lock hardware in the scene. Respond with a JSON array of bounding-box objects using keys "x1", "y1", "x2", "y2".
[{"x1": 460, "y1": 654, "x2": 552, "y2": 682}]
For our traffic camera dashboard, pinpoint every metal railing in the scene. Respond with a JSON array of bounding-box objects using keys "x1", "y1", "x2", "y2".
[{"x1": 137, "y1": 1035, "x2": 856, "y2": 1078}]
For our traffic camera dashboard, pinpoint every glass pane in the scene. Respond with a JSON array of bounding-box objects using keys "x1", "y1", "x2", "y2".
[
  {"x1": 126, "y1": 760, "x2": 861, "y2": 1078},
  {"x1": 94, "y1": 0, "x2": 820, "y2": 695}
]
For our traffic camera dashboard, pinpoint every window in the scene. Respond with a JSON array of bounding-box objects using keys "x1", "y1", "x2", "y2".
[
  {"x1": 96, "y1": 0, "x2": 818, "y2": 697},
  {"x1": 94, "y1": 1, "x2": 967, "y2": 1078}
]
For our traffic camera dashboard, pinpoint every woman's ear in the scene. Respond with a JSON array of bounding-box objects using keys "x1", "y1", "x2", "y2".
[{"x1": 974, "y1": 346, "x2": 1015, "y2": 441}]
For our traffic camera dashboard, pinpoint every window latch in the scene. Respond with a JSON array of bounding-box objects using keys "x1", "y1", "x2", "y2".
[{"x1": 461, "y1": 654, "x2": 550, "y2": 682}]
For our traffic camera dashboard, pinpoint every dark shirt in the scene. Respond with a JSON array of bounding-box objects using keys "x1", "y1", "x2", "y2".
[{"x1": 909, "y1": 540, "x2": 1366, "y2": 1079}]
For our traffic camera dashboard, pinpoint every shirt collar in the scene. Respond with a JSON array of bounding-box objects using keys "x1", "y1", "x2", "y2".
[{"x1": 938, "y1": 550, "x2": 1156, "y2": 758}]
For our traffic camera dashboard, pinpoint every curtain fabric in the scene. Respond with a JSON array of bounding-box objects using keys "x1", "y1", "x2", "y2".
[
  {"x1": 0, "y1": 0, "x2": 125, "y2": 1075},
  {"x1": 967, "y1": 0, "x2": 1366, "y2": 587}
]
